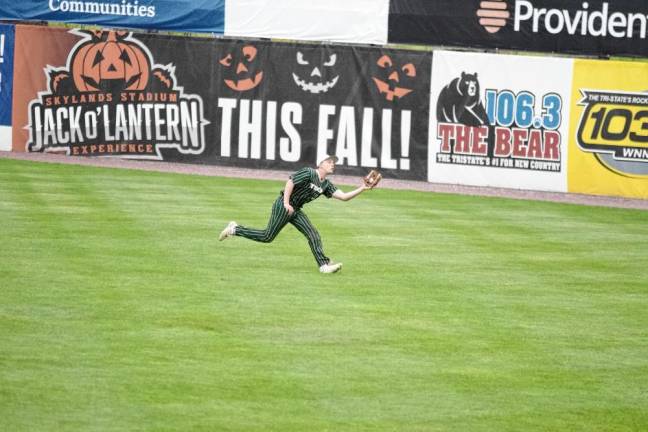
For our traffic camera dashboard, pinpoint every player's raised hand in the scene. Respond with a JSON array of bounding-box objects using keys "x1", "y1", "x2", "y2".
[{"x1": 363, "y1": 169, "x2": 382, "y2": 190}]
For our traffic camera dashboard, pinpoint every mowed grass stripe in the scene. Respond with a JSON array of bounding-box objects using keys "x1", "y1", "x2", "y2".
[{"x1": 1, "y1": 158, "x2": 647, "y2": 432}]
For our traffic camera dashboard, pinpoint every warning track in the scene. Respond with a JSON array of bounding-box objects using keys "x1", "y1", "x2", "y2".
[{"x1": 2, "y1": 151, "x2": 646, "y2": 210}]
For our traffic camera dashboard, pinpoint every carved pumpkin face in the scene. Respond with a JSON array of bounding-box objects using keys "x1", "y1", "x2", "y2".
[
  {"x1": 372, "y1": 54, "x2": 417, "y2": 101},
  {"x1": 219, "y1": 45, "x2": 264, "y2": 92},
  {"x1": 292, "y1": 50, "x2": 339, "y2": 94},
  {"x1": 72, "y1": 30, "x2": 150, "y2": 93}
]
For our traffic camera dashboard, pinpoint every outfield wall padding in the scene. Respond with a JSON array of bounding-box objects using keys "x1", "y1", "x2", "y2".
[{"x1": 6, "y1": 24, "x2": 648, "y2": 198}]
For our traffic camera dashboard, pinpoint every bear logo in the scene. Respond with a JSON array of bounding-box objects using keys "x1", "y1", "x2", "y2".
[{"x1": 436, "y1": 72, "x2": 490, "y2": 126}]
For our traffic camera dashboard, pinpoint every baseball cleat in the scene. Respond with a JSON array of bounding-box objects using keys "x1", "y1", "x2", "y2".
[
  {"x1": 319, "y1": 262, "x2": 342, "y2": 274},
  {"x1": 219, "y1": 221, "x2": 238, "y2": 241}
]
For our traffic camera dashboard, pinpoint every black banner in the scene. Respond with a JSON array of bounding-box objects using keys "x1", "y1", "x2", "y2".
[
  {"x1": 199, "y1": 39, "x2": 431, "y2": 180},
  {"x1": 21, "y1": 26, "x2": 431, "y2": 180},
  {"x1": 388, "y1": 0, "x2": 648, "y2": 58}
]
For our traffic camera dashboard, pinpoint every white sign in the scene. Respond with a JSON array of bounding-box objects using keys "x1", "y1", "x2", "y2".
[
  {"x1": 428, "y1": 50, "x2": 573, "y2": 192},
  {"x1": 225, "y1": 0, "x2": 388, "y2": 45}
]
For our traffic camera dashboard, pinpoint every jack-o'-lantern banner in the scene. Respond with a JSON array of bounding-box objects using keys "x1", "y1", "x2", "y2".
[{"x1": 12, "y1": 24, "x2": 431, "y2": 180}]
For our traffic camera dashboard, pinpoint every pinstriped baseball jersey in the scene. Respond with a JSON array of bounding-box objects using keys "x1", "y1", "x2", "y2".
[{"x1": 283, "y1": 167, "x2": 337, "y2": 209}]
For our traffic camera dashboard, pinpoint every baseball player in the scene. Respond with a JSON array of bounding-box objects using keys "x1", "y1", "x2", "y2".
[{"x1": 219, "y1": 155, "x2": 380, "y2": 273}]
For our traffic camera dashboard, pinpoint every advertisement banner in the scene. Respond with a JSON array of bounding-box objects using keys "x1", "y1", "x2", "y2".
[
  {"x1": 389, "y1": 0, "x2": 648, "y2": 58},
  {"x1": 428, "y1": 50, "x2": 572, "y2": 192},
  {"x1": 569, "y1": 59, "x2": 648, "y2": 199},
  {"x1": 225, "y1": 0, "x2": 389, "y2": 45},
  {"x1": 0, "y1": 24, "x2": 14, "y2": 150},
  {"x1": 0, "y1": 1, "x2": 225, "y2": 33},
  {"x1": 12, "y1": 25, "x2": 431, "y2": 180}
]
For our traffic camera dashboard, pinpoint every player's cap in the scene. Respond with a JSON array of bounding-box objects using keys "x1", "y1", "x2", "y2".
[{"x1": 317, "y1": 155, "x2": 339, "y2": 166}]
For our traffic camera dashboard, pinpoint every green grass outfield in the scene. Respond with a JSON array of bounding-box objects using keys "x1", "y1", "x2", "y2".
[{"x1": 1, "y1": 158, "x2": 647, "y2": 431}]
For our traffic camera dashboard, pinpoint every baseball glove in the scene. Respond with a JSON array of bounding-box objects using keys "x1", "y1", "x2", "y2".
[{"x1": 363, "y1": 169, "x2": 382, "y2": 189}]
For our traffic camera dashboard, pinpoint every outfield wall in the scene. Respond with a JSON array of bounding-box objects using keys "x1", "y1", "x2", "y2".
[{"x1": 2, "y1": 24, "x2": 648, "y2": 198}]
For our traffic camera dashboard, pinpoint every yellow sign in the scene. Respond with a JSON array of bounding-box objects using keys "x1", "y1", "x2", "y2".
[{"x1": 569, "y1": 60, "x2": 648, "y2": 199}]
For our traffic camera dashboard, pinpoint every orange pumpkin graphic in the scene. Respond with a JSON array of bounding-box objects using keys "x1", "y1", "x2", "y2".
[
  {"x1": 372, "y1": 54, "x2": 417, "y2": 102},
  {"x1": 219, "y1": 45, "x2": 264, "y2": 92},
  {"x1": 71, "y1": 30, "x2": 150, "y2": 92}
]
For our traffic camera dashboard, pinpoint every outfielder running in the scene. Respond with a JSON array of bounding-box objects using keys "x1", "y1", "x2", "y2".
[{"x1": 219, "y1": 156, "x2": 380, "y2": 273}]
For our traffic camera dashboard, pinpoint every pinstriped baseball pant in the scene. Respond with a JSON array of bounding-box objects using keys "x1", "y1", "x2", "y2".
[{"x1": 234, "y1": 197, "x2": 330, "y2": 267}]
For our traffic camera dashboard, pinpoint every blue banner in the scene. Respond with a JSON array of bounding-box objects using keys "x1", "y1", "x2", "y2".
[
  {"x1": 0, "y1": 1, "x2": 225, "y2": 33},
  {"x1": 0, "y1": 24, "x2": 14, "y2": 126}
]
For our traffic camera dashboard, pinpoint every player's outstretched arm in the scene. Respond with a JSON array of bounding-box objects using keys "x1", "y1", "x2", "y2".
[{"x1": 332, "y1": 183, "x2": 372, "y2": 202}]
